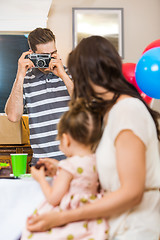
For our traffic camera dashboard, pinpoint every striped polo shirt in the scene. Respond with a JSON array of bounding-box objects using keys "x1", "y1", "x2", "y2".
[{"x1": 23, "y1": 68, "x2": 70, "y2": 165}]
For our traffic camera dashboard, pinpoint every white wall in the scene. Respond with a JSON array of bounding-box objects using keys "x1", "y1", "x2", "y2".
[
  {"x1": 0, "y1": 0, "x2": 52, "y2": 31},
  {"x1": 47, "y1": 0, "x2": 160, "y2": 65},
  {"x1": 1, "y1": 0, "x2": 159, "y2": 65}
]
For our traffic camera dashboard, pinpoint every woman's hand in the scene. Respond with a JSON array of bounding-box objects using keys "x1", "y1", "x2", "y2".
[
  {"x1": 37, "y1": 158, "x2": 59, "y2": 177},
  {"x1": 27, "y1": 211, "x2": 63, "y2": 232}
]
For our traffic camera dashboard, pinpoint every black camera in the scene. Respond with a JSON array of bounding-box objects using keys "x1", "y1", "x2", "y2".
[{"x1": 27, "y1": 53, "x2": 51, "y2": 68}]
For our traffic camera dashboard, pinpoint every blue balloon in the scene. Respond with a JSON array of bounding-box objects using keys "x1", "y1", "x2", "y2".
[{"x1": 135, "y1": 47, "x2": 160, "y2": 99}]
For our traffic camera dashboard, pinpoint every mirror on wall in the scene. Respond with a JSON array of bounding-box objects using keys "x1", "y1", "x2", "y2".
[{"x1": 72, "y1": 8, "x2": 124, "y2": 58}]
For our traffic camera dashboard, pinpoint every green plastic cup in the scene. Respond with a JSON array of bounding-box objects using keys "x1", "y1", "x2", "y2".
[{"x1": 10, "y1": 153, "x2": 28, "y2": 177}]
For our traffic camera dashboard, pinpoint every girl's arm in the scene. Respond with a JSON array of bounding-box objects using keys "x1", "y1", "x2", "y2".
[
  {"x1": 27, "y1": 129, "x2": 146, "y2": 231},
  {"x1": 31, "y1": 166, "x2": 73, "y2": 206}
]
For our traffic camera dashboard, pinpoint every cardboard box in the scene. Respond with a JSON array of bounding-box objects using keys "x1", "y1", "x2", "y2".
[{"x1": 0, "y1": 114, "x2": 30, "y2": 145}]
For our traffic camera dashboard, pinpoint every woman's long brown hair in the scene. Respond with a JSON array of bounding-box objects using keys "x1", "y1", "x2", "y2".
[{"x1": 68, "y1": 36, "x2": 160, "y2": 140}]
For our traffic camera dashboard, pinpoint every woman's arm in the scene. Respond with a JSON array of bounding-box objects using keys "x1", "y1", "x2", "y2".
[
  {"x1": 27, "y1": 129, "x2": 146, "y2": 231},
  {"x1": 31, "y1": 166, "x2": 73, "y2": 206}
]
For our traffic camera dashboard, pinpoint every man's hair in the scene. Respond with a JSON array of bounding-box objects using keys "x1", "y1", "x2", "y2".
[{"x1": 28, "y1": 28, "x2": 56, "y2": 52}]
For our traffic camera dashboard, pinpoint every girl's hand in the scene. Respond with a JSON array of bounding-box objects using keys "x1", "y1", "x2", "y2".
[
  {"x1": 38, "y1": 158, "x2": 59, "y2": 177},
  {"x1": 27, "y1": 211, "x2": 63, "y2": 232},
  {"x1": 31, "y1": 166, "x2": 45, "y2": 182}
]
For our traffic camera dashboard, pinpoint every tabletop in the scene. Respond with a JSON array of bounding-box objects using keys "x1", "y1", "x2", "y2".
[{"x1": 0, "y1": 175, "x2": 52, "y2": 240}]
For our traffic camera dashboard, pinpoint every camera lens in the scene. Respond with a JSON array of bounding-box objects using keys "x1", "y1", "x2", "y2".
[{"x1": 37, "y1": 59, "x2": 45, "y2": 68}]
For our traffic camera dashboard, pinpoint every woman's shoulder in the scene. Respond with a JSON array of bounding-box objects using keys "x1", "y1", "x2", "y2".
[
  {"x1": 108, "y1": 97, "x2": 151, "y2": 121},
  {"x1": 112, "y1": 97, "x2": 146, "y2": 110},
  {"x1": 105, "y1": 97, "x2": 156, "y2": 145}
]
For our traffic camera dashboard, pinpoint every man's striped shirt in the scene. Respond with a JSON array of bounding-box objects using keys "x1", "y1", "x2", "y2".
[{"x1": 23, "y1": 68, "x2": 70, "y2": 165}]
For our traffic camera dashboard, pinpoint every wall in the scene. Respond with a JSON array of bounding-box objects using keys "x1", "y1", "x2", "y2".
[
  {"x1": 47, "y1": 0, "x2": 160, "y2": 65},
  {"x1": 0, "y1": 0, "x2": 159, "y2": 112},
  {"x1": 0, "y1": 0, "x2": 52, "y2": 31}
]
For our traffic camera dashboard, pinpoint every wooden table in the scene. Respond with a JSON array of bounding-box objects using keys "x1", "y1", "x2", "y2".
[{"x1": 0, "y1": 144, "x2": 33, "y2": 173}]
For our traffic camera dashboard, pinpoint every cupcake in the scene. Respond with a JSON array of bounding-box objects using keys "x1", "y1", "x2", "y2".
[{"x1": 0, "y1": 163, "x2": 11, "y2": 176}]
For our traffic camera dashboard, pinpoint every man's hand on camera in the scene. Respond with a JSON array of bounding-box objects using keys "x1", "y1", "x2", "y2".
[
  {"x1": 17, "y1": 50, "x2": 35, "y2": 78},
  {"x1": 44, "y1": 53, "x2": 66, "y2": 79}
]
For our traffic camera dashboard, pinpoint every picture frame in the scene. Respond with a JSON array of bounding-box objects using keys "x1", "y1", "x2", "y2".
[{"x1": 72, "y1": 8, "x2": 124, "y2": 58}]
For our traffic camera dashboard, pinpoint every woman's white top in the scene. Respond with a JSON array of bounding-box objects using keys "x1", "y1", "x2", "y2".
[{"x1": 96, "y1": 98, "x2": 160, "y2": 240}]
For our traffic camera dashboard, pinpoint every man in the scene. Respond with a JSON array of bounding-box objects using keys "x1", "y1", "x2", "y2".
[{"x1": 5, "y1": 28, "x2": 73, "y2": 165}]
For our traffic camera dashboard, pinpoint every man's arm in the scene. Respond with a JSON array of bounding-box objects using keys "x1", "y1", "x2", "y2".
[
  {"x1": 5, "y1": 51, "x2": 34, "y2": 122},
  {"x1": 44, "y1": 53, "x2": 73, "y2": 96},
  {"x1": 57, "y1": 68, "x2": 73, "y2": 97}
]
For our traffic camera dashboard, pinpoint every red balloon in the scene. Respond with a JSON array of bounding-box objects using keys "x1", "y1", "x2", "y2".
[
  {"x1": 122, "y1": 63, "x2": 152, "y2": 105},
  {"x1": 122, "y1": 63, "x2": 141, "y2": 90},
  {"x1": 142, "y1": 39, "x2": 160, "y2": 54},
  {"x1": 122, "y1": 63, "x2": 137, "y2": 87},
  {"x1": 140, "y1": 92, "x2": 152, "y2": 105}
]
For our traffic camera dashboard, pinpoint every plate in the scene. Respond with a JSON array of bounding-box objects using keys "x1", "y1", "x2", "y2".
[
  {"x1": 0, "y1": 175, "x2": 20, "y2": 179},
  {"x1": 20, "y1": 174, "x2": 31, "y2": 178}
]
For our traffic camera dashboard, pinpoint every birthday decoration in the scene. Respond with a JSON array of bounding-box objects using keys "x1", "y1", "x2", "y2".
[
  {"x1": 122, "y1": 63, "x2": 152, "y2": 104},
  {"x1": 123, "y1": 39, "x2": 160, "y2": 101},
  {"x1": 135, "y1": 47, "x2": 160, "y2": 99},
  {"x1": 142, "y1": 39, "x2": 160, "y2": 54}
]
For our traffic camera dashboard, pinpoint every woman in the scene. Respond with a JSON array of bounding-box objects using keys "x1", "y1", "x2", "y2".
[{"x1": 27, "y1": 36, "x2": 160, "y2": 240}]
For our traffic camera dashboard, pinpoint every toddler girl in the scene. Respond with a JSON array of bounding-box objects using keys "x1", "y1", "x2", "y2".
[{"x1": 21, "y1": 98, "x2": 109, "y2": 240}]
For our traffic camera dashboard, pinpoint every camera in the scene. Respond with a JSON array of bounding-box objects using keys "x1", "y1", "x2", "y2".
[{"x1": 27, "y1": 53, "x2": 52, "y2": 68}]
